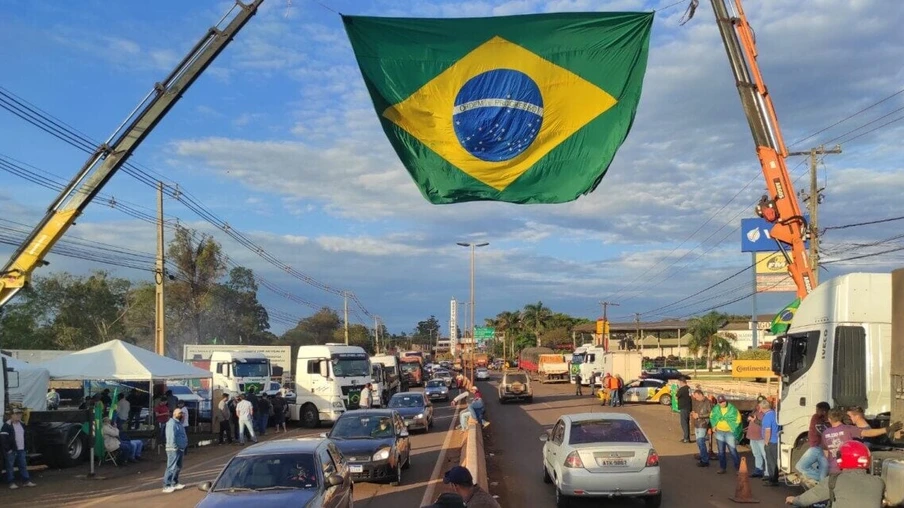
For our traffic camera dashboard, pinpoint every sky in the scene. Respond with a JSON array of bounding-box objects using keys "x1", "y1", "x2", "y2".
[{"x1": 1, "y1": 0, "x2": 902, "y2": 336}]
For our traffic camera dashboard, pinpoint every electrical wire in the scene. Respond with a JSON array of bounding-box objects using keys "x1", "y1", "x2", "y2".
[
  {"x1": 823, "y1": 214, "x2": 904, "y2": 232},
  {"x1": 787, "y1": 86, "x2": 904, "y2": 148}
]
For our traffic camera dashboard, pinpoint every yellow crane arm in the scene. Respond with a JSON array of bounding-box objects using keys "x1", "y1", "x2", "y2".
[{"x1": 0, "y1": 0, "x2": 263, "y2": 307}]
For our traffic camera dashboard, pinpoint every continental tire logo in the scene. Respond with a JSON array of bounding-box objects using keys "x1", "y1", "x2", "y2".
[
  {"x1": 732, "y1": 360, "x2": 774, "y2": 378},
  {"x1": 735, "y1": 365, "x2": 770, "y2": 373}
]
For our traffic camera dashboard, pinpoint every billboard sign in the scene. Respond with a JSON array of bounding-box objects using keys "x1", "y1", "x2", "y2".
[
  {"x1": 741, "y1": 217, "x2": 810, "y2": 253},
  {"x1": 755, "y1": 252, "x2": 796, "y2": 292},
  {"x1": 731, "y1": 359, "x2": 777, "y2": 378},
  {"x1": 474, "y1": 327, "x2": 495, "y2": 343}
]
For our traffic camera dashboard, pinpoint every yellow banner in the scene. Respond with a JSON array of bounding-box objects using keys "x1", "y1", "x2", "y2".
[
  {"x1": 731, "y1": 359, "x2": 776, "y2": 378},
  {"x1": 755, "y1": 252, "x2": 788, "y2": 274}
]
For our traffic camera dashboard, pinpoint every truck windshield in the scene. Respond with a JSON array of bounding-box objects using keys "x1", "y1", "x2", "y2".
[
  {"x1": 234, "y1": 361, "x2": 269, "y2": 378},
  {"x1": 331, "y1": 354, "x2": 370, "y2": 377},
  {"x1": 571, "y1": 354, "x2": 585, "y2": 364},
  {"x1": 400, "y1": 363, "x2": 420, "y2": 373}
]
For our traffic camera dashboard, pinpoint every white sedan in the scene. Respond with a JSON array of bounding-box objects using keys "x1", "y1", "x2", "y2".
[
  {"x1": 475, "y1": 367, "x2": 490, "y2": 380},
  {"x1": 540, "y1": 413, "x2": 661, "y2": 508}
]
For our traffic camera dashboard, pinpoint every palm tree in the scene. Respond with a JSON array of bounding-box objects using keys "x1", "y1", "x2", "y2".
[
  {"x1": 522, "y1": 301, "x2": 553, "y2": 347},
  {"x1": 687, "y1": 311, "x2": 729, "y2": 372}
]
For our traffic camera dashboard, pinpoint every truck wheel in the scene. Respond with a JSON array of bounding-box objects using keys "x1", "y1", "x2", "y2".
[
  {"x1": 50, "y1": 427, "x2": 87, "y2": 468},
  {"x1": 659, "y1": 394, "x2": 671, "y2": 405},
  {"x1": 301, "y1": 404, "x2": 320, "y2": 429}
]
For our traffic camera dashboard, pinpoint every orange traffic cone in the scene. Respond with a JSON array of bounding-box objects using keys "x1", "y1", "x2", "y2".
[{"x1": 729, "y1": 457, "x2": 760, "y2": 504}]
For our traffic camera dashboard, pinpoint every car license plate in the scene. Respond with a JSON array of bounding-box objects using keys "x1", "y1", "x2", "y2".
[
  {"x1": 597, "y1": 459, "x2": 627, "y2": 467},
  {"x1": 350, "y1": 464, "x2": 363, "y2": 473}
]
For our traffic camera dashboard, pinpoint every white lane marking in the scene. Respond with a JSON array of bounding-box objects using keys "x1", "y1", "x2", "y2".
[{"x1": 419, "y1": 405, "x2": 460, "y2": 507}]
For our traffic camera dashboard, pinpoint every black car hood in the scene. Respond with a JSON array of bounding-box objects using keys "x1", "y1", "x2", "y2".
[
  {"x1": 389, "y1": 406, "x2": 425, "y2": 418},
  {"x1": 196, "y1": 490, "x2": 317, "y2": 508},
  {"x1": 331, "y1": 437, "x2": 395, "y2": 456}
]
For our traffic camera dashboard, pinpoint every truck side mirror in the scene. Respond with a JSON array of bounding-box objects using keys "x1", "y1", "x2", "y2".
[{"x1": 319, "y1": 361, "x2": 329, "y2": 378}]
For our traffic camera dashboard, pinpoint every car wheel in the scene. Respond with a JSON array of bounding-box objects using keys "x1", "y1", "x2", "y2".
[
  {"x1": 644, "y1": 493, "x2": 662, "y2": 508},
  {"x1": 301, "y1": 403, "x2": 320, "y2": 428},
  {"x1": 555, "y1": 487, "x2": 570, "y2": 508},
  {"x1": 659, "y1": 394, "x2": 671, "y2": 405},
  {"x1": 543, "y1": 464, "x2": 552, "y2": 484},
  {"x1": 390, "y1": 457, "x2": 403, "y2": 486}
]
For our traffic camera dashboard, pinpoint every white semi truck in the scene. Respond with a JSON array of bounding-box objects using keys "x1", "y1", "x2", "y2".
[
  {"x1": 209, "y1": 351, "x2": 272, "y2": 395},
  {"x1": 289, "y1": 344, "x2": 371, "y2": 428},
  {"x1": 772, "y1": 271, "x2": 904, "y2": 497},
  {"x1": 570, "y1": 345, "x2": 607, "y2": 385}
]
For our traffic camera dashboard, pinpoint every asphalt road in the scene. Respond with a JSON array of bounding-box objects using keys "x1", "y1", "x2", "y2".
[
  {"x1": 482, "y1": 376, "x2": 801, "y2": 508},
  {"x1": 5, "y1": 391, "x2": 460, "y2": 508}
]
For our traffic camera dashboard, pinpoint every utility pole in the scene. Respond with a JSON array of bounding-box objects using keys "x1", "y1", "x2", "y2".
[
  {"x1": 374, "y1": 315, "x2": 380, "y2": 354},
  {"x1": 343, "y1": 291, "x2": 349, "y2": 345},
  {"x1": 457, "y1": 242, "x2": 488, "y2": 386},
  {"x1": 634, "y1": 313, "x2": 641, "y2": 348},
  {"x1": 599, "y1": 301, "x2": 619, "y2": 350},
  {"x1": 788, "y1": 144, "x2": 841, "y2": 286},
  {"x1": 154, "y1": 181, "x2": 166, "y2": 356}
]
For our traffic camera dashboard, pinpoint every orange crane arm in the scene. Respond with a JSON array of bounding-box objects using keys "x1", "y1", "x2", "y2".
[{"x1": 709, "y1": 0, "x2": 815, "y2": 298}]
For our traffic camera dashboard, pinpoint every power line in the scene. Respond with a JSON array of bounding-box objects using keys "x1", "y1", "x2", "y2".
[
  {"x1": 822, "y1": 214, "x2": 904, "y2": 231},
  {"x1": 820, "y1": 106, "x2": 904, "y2": 146},
  {"x1": 788, "y1": 86, "x2": 904, "y2": 148}
]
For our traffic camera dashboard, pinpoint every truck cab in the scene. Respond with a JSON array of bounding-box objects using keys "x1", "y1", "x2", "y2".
[
  {"x1": 773, "y1": 273, "x2": 893, "y2": 476},
  {"x1": 371, "y1": 354, "x2": 402, "y2": 397},
  {"x1": 209, "y1": 351, "x2": 272, "y2": 395},
  {"x1": 290, "y1": 344, "x2": 371, "y2": 428},
  {"x1": 570, "y1": 346, "x2": 606, "y2": 385}
]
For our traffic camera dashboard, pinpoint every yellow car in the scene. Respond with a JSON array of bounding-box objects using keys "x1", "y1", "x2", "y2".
[{"x1": 597, "y1": 378, "x2": 673, "y2": 405}]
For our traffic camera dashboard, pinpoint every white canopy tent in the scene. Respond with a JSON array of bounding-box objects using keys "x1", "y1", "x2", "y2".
[
  {"x1": 39, "y1": 340, "x2": 211, "y2": 381},
  {"x1": 1, "y1": 354, "x2": 50, "y2": 410}
]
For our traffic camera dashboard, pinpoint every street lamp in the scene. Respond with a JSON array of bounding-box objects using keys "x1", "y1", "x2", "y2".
[{"x1": 457, "y1": 241, "x2": 489, "y2": 386}]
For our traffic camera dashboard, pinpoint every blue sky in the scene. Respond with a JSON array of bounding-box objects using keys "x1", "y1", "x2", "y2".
[{"x1": 1, "y1": 0, "x2": 903, "y2": 335}]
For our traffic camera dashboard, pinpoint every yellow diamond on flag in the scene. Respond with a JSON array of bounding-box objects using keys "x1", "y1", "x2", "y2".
[{"x1": 382, "y1": 36, "x2": 618, "y2": 191}]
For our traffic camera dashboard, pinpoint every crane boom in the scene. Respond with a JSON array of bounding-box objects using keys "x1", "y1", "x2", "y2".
[
  {"x1": 0, "y1": 0, "x2": 263, "y2": 307},
  {"x1": 709, "y1": 0, "x2": 815, "y2": 298}
]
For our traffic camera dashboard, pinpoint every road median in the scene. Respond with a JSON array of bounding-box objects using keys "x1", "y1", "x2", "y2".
[{"x1": 461, "y1": 419, "x2": 488, "y2": 492}]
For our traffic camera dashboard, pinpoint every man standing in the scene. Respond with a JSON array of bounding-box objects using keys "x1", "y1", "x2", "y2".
[
  {"x1": 442, "y1": 466, "x2": 501, "y2": 508},
  {"x1": 821, "y1": 407, "x2": 899, "y2": 476},
  {"x1": 116, "y1": 393, "x2": 130, "y2": 430},
  {"x1": 785, "y1": 441, "x2": 885, "y2": 507},
  {"x1": 162, "y1": 407, "x2": 187, "y2": 494},
  {"x1": 794, "y1": 401, "x2": 830, "y2": 487},
  {"x1": 574, "y1": 373, "x2": 583, "y2": 396},
  {"x1": 360, "y1": 383, "x2": 373, "y2": 409},
  {"x1": 46, "y1": 388, "x2": 60, "y2": 411},
  {"x1": 690, "y1": 389, "x2": 713, "y2": 467},
  {"x1": 215, "y1": 394, "x2": 233, "y2": 445},
  {"x1": 676, "y1": 379, "x2": 692, "y2": 443},
  {"x1": 760, "y1": 399, "x2": 781, "y2": 486},
  {"x1": 245, "y1": 388, "x2": 260, "y2": 432},
  {"x1": 1, "y1": 409, "x2": 36, "y2": 489},
  {"x1": 710, "y1": 395, "x2": 742, "y2": 474},
  {"x1": 257, "y1": 394, "x2": 272, "y2": 436},
  {"x1": 235, "y1": 394, "x2": 258, "y2": 445}
]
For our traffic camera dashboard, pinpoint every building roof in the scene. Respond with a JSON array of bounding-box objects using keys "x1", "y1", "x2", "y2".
[{"x1": 574, "y1": 319, "x2": 691, "y2": 334}]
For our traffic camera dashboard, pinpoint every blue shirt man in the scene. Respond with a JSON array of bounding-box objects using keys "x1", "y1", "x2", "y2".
[{"x1": 162, "y1": 408, "x2": 188, "y2": 493}]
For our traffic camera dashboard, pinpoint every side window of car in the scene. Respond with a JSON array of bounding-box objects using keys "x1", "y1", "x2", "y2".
[
  {"x1": 320, "y1": 447, "x2": 337, "y2": 478},
  {"x1": 395, "y1": 414, "x2": 404, "y2": 434},
  {"x1": 328, "y1": 444, "x2": 346, "y2": 472},
  {"x1": 552, "y1": 421, "x2": 565, "y2": 445}
]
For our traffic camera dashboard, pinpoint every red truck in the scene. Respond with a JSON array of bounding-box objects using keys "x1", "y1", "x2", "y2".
[
  {"x1": 400, "y1": 356, "x2": 424, "y2": 387},
  {"x1": 519, "y1": 347, "x2": 554, "y2": 377}
]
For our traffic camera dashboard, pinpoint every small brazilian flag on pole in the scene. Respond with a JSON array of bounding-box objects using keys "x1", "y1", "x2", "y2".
[
  {"x1": 770, "y1": 298, "x2": 801, "y2": 335},
  {"x1": 342, "y1": 12, "x2": 654, "y2": 204}
]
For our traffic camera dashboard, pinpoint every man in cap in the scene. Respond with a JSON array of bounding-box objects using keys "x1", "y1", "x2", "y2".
[
  {"x1": 443, "y1": 466, "x2": 500, "y2": 508},
  {"x1": 710, "y1": 395, "x2": 742, "y2": 474},
  {"x1": 162, "y1": 407, "x2": 188, "y2": 494},
  {"x1": 2, "y1": 409, "x2": 36, "y2": 489}
]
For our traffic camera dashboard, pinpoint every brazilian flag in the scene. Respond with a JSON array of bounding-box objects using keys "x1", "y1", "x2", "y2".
[
  {"x1": 770, "y1": 298, "x2": 801, "y2": 335},
  {"x1": 343, "y1": 12, "x2": 654, "y2": 204}
]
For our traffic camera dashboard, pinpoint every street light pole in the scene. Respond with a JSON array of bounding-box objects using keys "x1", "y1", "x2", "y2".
[{"x1": 457, "y1": 241, "x2": 489, "y2": 386}]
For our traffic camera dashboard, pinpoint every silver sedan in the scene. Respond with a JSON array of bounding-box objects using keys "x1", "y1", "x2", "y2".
[{"x1": 539, "y1": 413, "x2": 661, "y2": 508}]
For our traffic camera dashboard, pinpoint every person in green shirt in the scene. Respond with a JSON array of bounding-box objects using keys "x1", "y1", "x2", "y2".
[{"x1": 710, "y1": 395, "x2": 742, "y2": 474}]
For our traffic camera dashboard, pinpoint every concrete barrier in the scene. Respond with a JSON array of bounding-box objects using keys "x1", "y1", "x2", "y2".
[{"x1": 461, "y1": 419, "x2": 489, "y2": 492}]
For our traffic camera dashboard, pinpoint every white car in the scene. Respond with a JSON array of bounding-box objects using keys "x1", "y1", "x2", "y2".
[
  {"x1": 475, "y1": 367, "x2": 490, "y2": 381},
  {"x1": 540, "y1": 413, "x2": 661, "y2": 508}
]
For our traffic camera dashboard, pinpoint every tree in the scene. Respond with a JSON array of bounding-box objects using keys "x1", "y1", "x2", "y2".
[
  {"x1": 281, "y1": 307, "x2": 342, "y2": 356},
  {"x1": 333, "y1": 324, "x2": 373, "y2": 353},
  {"x1": 204, "y1": 267, "x2": 271, "y2": 345},
  {"x1": 687, "y1": 311, "x2": 729, "y2": 372},
  {"x1": 413, "y1": 315, "x2": 441, "y2": 346},
  {"x1": 167, "y1": 225, "x2": 227, "y2": 347},
  {"x1": 522, "y1": 301, "x2": 553, "y2": 346}
]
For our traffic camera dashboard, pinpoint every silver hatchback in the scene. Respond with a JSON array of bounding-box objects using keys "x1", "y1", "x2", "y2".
[{"x1": 540, "y1": 413, "x2": 661, "y2": 508}]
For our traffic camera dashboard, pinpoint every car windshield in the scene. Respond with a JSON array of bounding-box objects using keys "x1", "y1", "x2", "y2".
[
  {"x1": 234, "y1": 361, "x2": 269, "y2": 378},
  {"x1": 569, "y1": 420, "x2": 648, "y2": 445},
  {"x1": 389, "y1": 395, "x2": 424, "y2": 408},
  {"x1": 331, "y1": 415, "x2": 395, "y2": 439},
  {"x1": 504, "y1": 374, "x2": 528, "y2": 384},
  {"x1": 331, "y1": 354, "x2": 370, "y2": 377},
  {"x1": 434, "y1": 370, "x2": 450, "y2": 377},
  {"x1": 214, "y1": 453, "x2": 318, "y2": 491},
  {"x1": 426, "y1": 380, "x2": 446, "y2": 388}
]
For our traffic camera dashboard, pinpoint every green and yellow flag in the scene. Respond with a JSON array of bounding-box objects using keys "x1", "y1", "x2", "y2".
[
  {"x1": 342, "y1": 12, "x2": 654, "y2": 204},
  {"x1": 770, "y1": 298, "x2": 801, "y2": 335}
]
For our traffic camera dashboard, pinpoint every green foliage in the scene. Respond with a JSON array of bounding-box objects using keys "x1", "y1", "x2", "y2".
[
  {"x1": 737, "y1": 348, "x2": 771, "y2": 360},
  {"x1": 687, "y1": 311, "x2": 730, "y2": 372}
]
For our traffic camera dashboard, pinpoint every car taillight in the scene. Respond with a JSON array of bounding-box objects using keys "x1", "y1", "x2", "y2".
[
  {"x1": 646, "y1": 449, "x2": 660, "y2": 467},
  {"x1": 564, "y1": 451, "x2": 584, "y2": 468}
]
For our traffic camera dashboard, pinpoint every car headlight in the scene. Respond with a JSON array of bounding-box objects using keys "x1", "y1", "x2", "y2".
[
  {"x1": 332, "y1": 400, "x2": 344, "y2": 408},
  {"x1": 416, "y1": 413, "x2": 424, "y2": 419},
  {"x1": 372, "y1": 448, "x2": 391, "y2": 461}
]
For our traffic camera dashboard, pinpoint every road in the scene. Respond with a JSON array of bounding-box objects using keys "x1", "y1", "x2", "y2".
[
  {"x1": 482, "y1": 376, "x2": 801, "y2": 508},
  {"x1": 5, "y1": 392, "x2": 460, "y2": 508}
]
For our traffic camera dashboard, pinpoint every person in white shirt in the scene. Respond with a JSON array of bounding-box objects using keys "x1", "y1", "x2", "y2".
[
  {"x1": 235, "y1": 394, "x2": 257, "y2": 445},
  {"x1": 2, "y1": 409, "x2": 36, "y2": 489},
  {"x1": 360, "y1": 383, "x2": 372, "y2": 409},
  {"x1": 116, "y1": 393, "x2": 130, "y2": 429}
]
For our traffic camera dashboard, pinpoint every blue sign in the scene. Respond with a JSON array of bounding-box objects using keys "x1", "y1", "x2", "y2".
[{"x1": 741, "y1": 218, "x2": 810, "y2": 253}]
